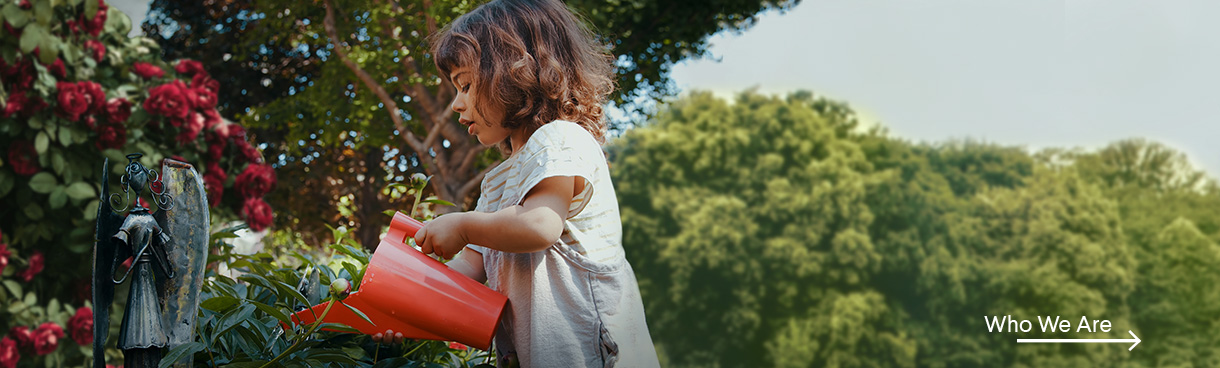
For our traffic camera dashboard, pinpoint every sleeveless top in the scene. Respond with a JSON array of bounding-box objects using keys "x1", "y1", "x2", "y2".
[{"x1": 465, "y1": 121, "x2": 659, "y2": 367}]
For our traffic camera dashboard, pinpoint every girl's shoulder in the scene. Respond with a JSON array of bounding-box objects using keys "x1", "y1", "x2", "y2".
[{"x1": 521, "y1": 120, "x2": 598, "y2": 154}]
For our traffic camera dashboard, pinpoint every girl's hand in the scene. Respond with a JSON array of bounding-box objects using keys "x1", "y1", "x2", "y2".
[
  {"x1": 372, "y1": 329, "x2": 405, "y2": 344},
  {"x1": 413, "y1": 213, "x2": 469, "y2": 260}
]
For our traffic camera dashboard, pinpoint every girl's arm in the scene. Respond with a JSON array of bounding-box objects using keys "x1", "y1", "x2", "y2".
[
  {"x1": 415, "y1": 176, "x2": 575, "y2": 258},
  {"x1": 446, "y1": 248, "x2": 487, "y2": 283}
]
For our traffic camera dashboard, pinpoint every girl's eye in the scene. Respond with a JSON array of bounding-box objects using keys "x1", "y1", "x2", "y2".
[{"x1": 461, "y1": 83, "x2": 470, "y2": 92}]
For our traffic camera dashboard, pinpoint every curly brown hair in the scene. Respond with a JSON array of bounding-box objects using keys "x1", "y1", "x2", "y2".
[{"x1": 429, "y1": 0, "x2": 615, "y2": 152}]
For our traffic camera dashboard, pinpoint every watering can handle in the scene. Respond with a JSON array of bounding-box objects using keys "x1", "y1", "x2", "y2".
[{"x1": 386, "y1": 212, "x2": 425, "y2": 244}]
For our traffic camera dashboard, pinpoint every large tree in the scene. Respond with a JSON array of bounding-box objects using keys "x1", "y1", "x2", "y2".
[
  {"x1": 141, "y1": 0, "x2": 800, "y2": 248},
  {"x1": 611, "y1": 91, "x2": 1139, "y2": 367}
]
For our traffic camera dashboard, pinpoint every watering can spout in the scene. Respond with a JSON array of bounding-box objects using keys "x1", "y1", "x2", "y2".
[{"x1": 288, "y1": 212, "x2": 507, "y2": 351}]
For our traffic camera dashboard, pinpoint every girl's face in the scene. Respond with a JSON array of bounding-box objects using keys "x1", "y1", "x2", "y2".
[{"x1": 449, "y1": 67, "x2": 511, "y2": 147}]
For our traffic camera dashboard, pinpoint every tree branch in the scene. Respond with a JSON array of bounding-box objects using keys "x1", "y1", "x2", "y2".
[{"x1": 322, "y1": 0, "x2": 427, "y2": 161}]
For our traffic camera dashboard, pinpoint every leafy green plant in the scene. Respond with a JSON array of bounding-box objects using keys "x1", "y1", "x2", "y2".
[{"x1": 177, "y1": 175, "x2": 489, "y2": 367}]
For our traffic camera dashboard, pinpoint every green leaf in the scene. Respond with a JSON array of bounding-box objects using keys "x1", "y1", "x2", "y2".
[
  {"x1": 158, "y1": 341, "x2": 205, "y2": 368},
  {"x1": 3, "y1": 280, "x2": 21, "y2": 299},
  {"x1": 248, "y1": 300, "x2": 292, "y2": 326},
  {"x1": 37, "y1": 29, "x2": 58, "y2": 65},
  {"x1": 33, "y1": 0, "x2": 50, "y2": 26},
  {"x1": 19, "y1": 23, "x2": 39, "y2": 54},
  {"x1": 34, "y1": 131, "x2": 48, "y2": 154},
  {"x1": 0, "y1": 170, "x2": 13, "y2": 197},
  {"x1": 83, "y1": 199, "x2": 99, "y2": 221},
  {"x1": 84, "y1": 0, "x2": 98, "y2": 20},
  {"x1": 68, "y1": 0, "x2": 82, "y2": 7},
  {"x1": 422, "y1": 198, "x2": 456, "y2": 207},
  {"x1": 28, "y1": 115, "x2": 43, "y2": 129},
  {"x1": 272, "y1": 280, "x2": 310, "y2": 308},
  {"x1": 57, "y1": 126, "x2": 71, "y2": 147},
  {"x1": 318, "y1": 323, "x2": 360, "y2": 334},
  {"x1": 65, "y1": 182, "x2": 96, "y2": 200},
  {"x1": 23, "y1": 202, "x2": 43, "y2": 220},
  {"x1": 29, "y1": 172, "x2": 57, "y2": 193},
  {"x1": 46, "y1": 298, "x2": 60, "y2": 320},
  {"x1": 49, "y1": 186, "x2": 66, "y2": 209},
  {"x1": 339, "y1": 301, "x2": 375, "y2": 328},
  {"x1": 200, "y1": 296, "x2": 241, "y2": 312},
  {"x1": 2, "y1": 4, "x2": 28, "y2": 29},
  {"x1": 50, "y1": 150, "x2": 64, "y2": 175}
]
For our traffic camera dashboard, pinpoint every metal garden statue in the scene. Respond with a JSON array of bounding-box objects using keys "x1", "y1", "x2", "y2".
[{"x1": 93, "y1": 154, "x2": 210, "y2": 368}]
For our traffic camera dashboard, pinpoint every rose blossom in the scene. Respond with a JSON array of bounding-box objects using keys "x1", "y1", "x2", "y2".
[
  {"x1": 132, "y1": 62, "x2": 164, "y2": 79},
  {"x1": 7, "y1": 141, "x2": 38, "y2": 177},
  {"x1": 105, "y1": 98, "x2": 132, "y2": 124},
  {"x1": 0, "y1": 243, "x2": 9, "y2": 276},
  {"x1": 204, "y1": 164, "x2": 226, "y2": 207},
  {"x1": 46, "y1": 59, "x2": 66, "y2": 79},
  {"x1": 68, "y1": 307, "x2": 93, "y2": 346},
  {"x1": 31, "y1": 322, "x2": 63, "y2": 355},
  {"x1": 84, "y1": 39, "x2": 105, "y2": 62},
  {"x1": 0, "y1": 337, "x2": 17, "y2": 368},
  {"x1": 95, "y1": 123, "x2": 127, "y2": 151},
  {"x1": 174, "y1": 59, "x2": 205, "y2": 77},
  {"x1": 8, "y1": 327, "x2": 31, "y2": 352},
  {"x1": 241, "y1": 197, "x2": 272, "y2": 231},
  {"x1": 79, "y1": 81, "x2": 106, "y2": 114},
  {"x1": 143, "y1": 80, "x2": 191, "y2": 119},
  {"x1": 55, "y1": 82, "x2": 89, "y2": 122},
  {"x1": 17, "y1": 252, "x2": 44, "y2": 283},
  {"x1": 236, "y1": 164, "x2": 276, "y2": 199}
]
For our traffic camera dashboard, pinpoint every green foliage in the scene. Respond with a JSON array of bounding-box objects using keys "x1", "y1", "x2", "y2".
[{"x1": 613, "y1": 90, "x2": 1215, "y2": 367}]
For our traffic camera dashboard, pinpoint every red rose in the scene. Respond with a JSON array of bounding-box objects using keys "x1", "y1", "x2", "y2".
[
  {"x1": 46, "y1": 59, "x2": 66, "y2": 79},
  {"x1": 105, "y1": 98, "x2": 132, "y2": 124},
  {"x1": 238, "y1": 141, "x2": 261, "y2": 163},
  {"x1": 206, "y1": 139, "x2": 225, "y2": 162},
  {"x1": 68, "y1": 307, "x2": 93, "y2": 346},
  {"x1": 82, "y1": 1, "x2": 107, "y2": 37},
  {"x1": 204, "y1": 164, "x2": 226, "y2": 207},
  {"x1": 175, "y1": 112, "x2": 205, "y2": 144},
  {"x1": 18, "y1": 252, "x2": 44, "y2": 283},
  {"x1": 10, "y1": 59, "x2": 35, "y2": 90},
  {"x1": 0, "y1": 243, "x2": 9, "y2": 276},
  {"x1": 0, "y1": 337, "x2": 17, "y2": 368},
  {"x1": 191, "y1": 74, "x2": 219, "y2": 109},
  {"x1": 55, "y1": 82, "x2": 89, "y2": 122},
  {"x1": 132, "y1": 62, "x2": 164, "y2": 80},
  {"x1": 143, "y1": 81, "x2": 191, "y2": 119},
  {"x1": 236, "y1": 163, "x2": 276, "y2": 199},
  {"x1": 174, "y1": 59, "x2": 205, "y2": 77},
  {"x1": 7, "y1": 141, "x2": 38, "y2": 177},
  {"x1": 31, "y1": 322, "x2": 63, "y2": 355},
  {"x1": 8, "y1": 327, "x2": 32, "y2": 352},
  {"x1": 95, "y1": 123, "x2": 127, "y2": 151},
  {"x1": 2, "y1": 91, "x2": 27, "y2": 118},
  {"x1": 84, "y1": 39, "x2": 105, "y2": 62},
  {"x1": 202, "y1": 109, "x2": 222, "y2": 130},
  {"x1": 79, "y1": 81, "x2": 105, "y2": 114},
  {"x1": 65, "y1": 19, "x2": 79, "y2": 34},
  {"x1": 241, "y1": 197, "x2": 273, "y2": 231}
]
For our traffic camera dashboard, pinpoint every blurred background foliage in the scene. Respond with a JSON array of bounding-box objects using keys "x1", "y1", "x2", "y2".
[{"x1": 610, "y1": 90, "x2": 1220, "y2": 367}]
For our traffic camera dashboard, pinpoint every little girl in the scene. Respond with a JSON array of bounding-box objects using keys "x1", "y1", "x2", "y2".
[{"x1": 407, "y1": 0, "x2": 660, "y2": 366}]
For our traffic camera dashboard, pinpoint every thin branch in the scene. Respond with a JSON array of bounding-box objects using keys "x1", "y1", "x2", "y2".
[{"x1": 322, "y1": 0, "x2": 426, "y2": 157}]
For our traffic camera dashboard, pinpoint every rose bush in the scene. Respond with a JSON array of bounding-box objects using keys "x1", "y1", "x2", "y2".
[{"x1": 0, "y1": 0, "x2": 277, "y2": 366}]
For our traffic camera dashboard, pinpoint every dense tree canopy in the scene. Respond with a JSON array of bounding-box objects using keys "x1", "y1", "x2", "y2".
[{"x1": 611, "y1": 91, "x2": 1218, "y2": 367}]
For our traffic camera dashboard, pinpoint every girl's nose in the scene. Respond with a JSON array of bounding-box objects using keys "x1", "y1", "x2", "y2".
[{"x1": 450, "y1": 94, "x2": 465, "y2": 113}]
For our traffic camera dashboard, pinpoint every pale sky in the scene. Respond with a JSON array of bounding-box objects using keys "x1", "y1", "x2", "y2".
[{"x1": 669, "y1": 0, "x2": 1220, "y2": 178}]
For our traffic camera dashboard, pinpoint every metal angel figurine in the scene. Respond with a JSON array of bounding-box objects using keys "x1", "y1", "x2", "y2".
[{"x1": 94, "y1": 154, "x2": 210, "y2": 368}]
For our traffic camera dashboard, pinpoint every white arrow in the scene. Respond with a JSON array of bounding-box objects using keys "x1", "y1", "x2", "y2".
[{"x1": 1017, "y1": 330, "x2": 1141, "y2": 351}]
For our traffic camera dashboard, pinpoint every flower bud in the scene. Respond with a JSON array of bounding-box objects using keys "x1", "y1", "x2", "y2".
[{"x1": 330, "y1": 278, "x2": 352, "y2": 298}]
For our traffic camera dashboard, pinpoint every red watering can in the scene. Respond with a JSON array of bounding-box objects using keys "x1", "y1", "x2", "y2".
[{"x1": 288, "y1": 212, "x2": 507, "y2": 350}]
